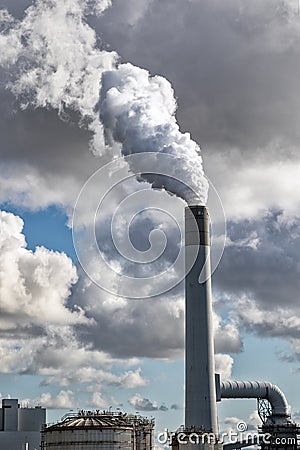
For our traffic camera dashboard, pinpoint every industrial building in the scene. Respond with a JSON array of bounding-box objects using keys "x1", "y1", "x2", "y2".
[
  {"x1": 33, "y1": 204, "x2": 300, "y2": 450},
  {"x1": 0, "y1": 398, "x2": 46, "y2": 450},
  {"x1": 41, "y1": 410, "x2": 154, "y2": 449},
  {"x1": 171, "y1": 204, "x2": 300, "y2": 450},
  {"x1": 39, "y1": 204, "x2": 299, "y2": 450}
]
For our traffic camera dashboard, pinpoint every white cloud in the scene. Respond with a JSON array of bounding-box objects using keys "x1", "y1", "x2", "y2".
[
  {"x1": 0, "y1": 210, "x2": 85, "y2": 328},
  {"x1": 207, "y1": 153, "x2": 300, "y2": 221},
  {"x1": 117, "y1": 368, "x2": 148, "y2": 389},
  {"x1": 235, "y1": 297, "x2": 300, "y2": 338},
  {"x1": 90, "y1": 392, "x2": 109, "y2": 408},
  {"x1": 221, "y1": 410, "x2": 260, "y2": 435},
  {"x1": 33, "y1": 390, "x2": 75, "y2": 409},
  {"x1": 41, "y1": 366, "x2": 147, "y2": 389},
  {"x1": 215, "y1": 354, "x2": 234, "y2": 381},
  {"x1": 214, "y1": 311, "x2": 242, "y2": 354},
  {"x1": 128, "y1": 394, "x2": 168, "y2": 412}
]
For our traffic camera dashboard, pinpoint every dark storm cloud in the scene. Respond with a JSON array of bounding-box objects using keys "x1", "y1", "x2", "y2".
[
  {"x1": 1, "y1": 0, "x2": 300, "y2": 374},
  {"x1": 93, "y1": 0, "x2": 300, "y2": 152},
  {"x1": 95, "y1": 208, "x2": 182, "y2": 279},
  {"x1": 213, "y1": 211, "x2": 300, "y2": 346},
  {"x1": 215, "y1": 211, "x2": 300, "y2": 310},
  {"x1": 72, "y1": 274, "x2": 185, "y2": 359},
  {"x1": 0, "y1": 103, "x2": 104, "y2": 211},
  {"x1": 0, "y1": 65, "x2": 106, "y2": 210}
]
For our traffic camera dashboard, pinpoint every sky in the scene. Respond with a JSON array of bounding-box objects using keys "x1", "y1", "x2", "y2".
[{"x1": 1, "y1": 0, "x2": 300, "y2": 447}]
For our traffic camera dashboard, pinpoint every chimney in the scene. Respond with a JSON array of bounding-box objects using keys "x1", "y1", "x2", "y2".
[{"x1": 185, "y1": 205, "x2": 218, "y2": 433}]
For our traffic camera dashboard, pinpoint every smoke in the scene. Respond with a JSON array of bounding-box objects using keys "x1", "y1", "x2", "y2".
[
  {"x1": 0, "y1": 0, "x2": 117, "y2": 154},
  {"x1": 100, "y1": 63, "x2": 209, "y2": 204},
  {"x1": 0, "y1": 0, "x2": 208, "y2": 204}
]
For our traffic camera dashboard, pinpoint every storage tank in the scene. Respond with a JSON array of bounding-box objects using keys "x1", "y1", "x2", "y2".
[{"x1": 41, "y1": 410, "x2": 154, "y2": 450}]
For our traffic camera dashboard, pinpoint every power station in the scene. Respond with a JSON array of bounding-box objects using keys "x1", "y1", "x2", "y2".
[
  {"x1": 4, "y1": 204, "x2": 299, "y2": 450},
  {"x1": 171, "y1": 204, "x2": 300, "y2": 450}
]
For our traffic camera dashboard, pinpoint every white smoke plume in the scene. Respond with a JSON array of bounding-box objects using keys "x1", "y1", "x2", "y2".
[
  {"x1": 100, "y1": 63, "x2": 209, "y2": 204},
  {"x1": 0, "y1": 0, "x2": 208, "y2": 204},
  {"x1": 0, "y1": 0, "x2": 117, "y2": 154}
]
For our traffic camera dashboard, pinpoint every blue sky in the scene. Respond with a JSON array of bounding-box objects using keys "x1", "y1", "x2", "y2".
[{"x1": 1, "y1": 0, "x2": 300, "y2": 444}]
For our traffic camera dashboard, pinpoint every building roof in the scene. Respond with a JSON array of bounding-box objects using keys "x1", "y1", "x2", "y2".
[{"x1": 44, "y1": 411, "x2": 154, "y2": 432}]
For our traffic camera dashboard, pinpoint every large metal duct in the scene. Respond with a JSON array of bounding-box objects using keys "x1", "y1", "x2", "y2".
[
  {"x1": 220, "y1": 381, "x2": 290, "y2": 419},
  {"x1": 185, "y1": 205, "x2": 218, "y2": 433}
]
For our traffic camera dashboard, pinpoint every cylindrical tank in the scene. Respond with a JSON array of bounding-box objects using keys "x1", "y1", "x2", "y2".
[{"x1": 41, "y1": 411, "x2": 154, "y2": 450}]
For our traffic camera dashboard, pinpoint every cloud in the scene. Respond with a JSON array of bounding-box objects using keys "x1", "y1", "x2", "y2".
[
  {"x1": 41, "y1": 367, "x2": 147, "y2": 389},
  {"x1": 212, "y1": 212, "x2": 300, "y2": 365},
  {"x1": 95, "y1": 0, "x2": 300, "y2": 150},
  {"x1": 93, "y1": 0, "x2": 300, "y2": 222},
  {"x1": 117, "y1": 368, "x2": 148, "y2": 389},
  {"x1": 90, "y1": 392, "x2": 109, "y2": 409},
  {"x1": 34, "y1": 390, "x2": 75, "y2": 409},
  {"x1": 216, "y1": 211, "x2": 300, "y2": 313},
  {"x1": 72, "y1": 264, "x2": 241, "y2": 360},
  {"x1": 221, "y1": 410, "x2": 260, "y2": 435},
  {"x1": 128, "y1": 394, "x2": 168, "y2": 412},
  {"x1": 215, "y1": 354, "x2": 234, "y2": 381},
  {"x1": 207, "y1": 153, "x2": 300, "y2": 221},
  {"x1": 214, "y1": 312, "x2": 242, "y2": 355},
  {"x1": 170, "y1": 403, "x2": 183, "y2": 411},
  {"x1": 4, "y1": 0, "x2": 300, "y2": 406},
  {"x1": 0, "y1": 210, "x2": 85, "y2": 329},
  {"x1": 0, "y1": 206, "x2": 237, "y2": 387},
  {"x1": 0, "y1": 0, "x2": 118, "y2": 220},
  {"x1": 0, "y1": 215, "x2": 146, "y2": 386}
]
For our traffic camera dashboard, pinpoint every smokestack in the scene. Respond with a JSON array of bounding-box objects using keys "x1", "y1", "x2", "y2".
[{"x1": 185, "y1": 205, "x2": 218, "y2": 433}]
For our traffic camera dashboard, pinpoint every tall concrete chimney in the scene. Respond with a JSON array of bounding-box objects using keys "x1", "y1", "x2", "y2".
[{"x1": 185, "y1": 205, "x2": 218, "y2": 433}]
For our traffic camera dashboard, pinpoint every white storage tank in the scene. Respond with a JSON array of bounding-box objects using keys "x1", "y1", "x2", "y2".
[{"x1": 41, "y1": 410, "x2": 154, "y2": 450}]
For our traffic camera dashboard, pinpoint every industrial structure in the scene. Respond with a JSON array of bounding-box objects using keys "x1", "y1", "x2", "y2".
[
  {"x1": 22, "y1": 203, "x2": 299, "y2": 450},
  {"x1": 41, "y1": 410, "x2": 154, "y2": 449},
  {"x1": 218, "y1": 379, "x2": 299, "y2": 450},
  {"x1": 171, "y1": 204, "x2": 300, "y2": 449},
  {"x1": 0, "y1": 398, "x2": 46, "y2": 450}
]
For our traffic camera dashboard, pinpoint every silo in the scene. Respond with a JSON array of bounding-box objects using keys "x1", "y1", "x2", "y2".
[{"x1": 41, "y1": 410, "x2": 154, "y2": 450}]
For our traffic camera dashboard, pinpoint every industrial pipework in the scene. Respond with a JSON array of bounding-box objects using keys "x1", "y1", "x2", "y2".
[
  {"x1": 178, "y1": 204, "x2": 299, "y2": 450},
  {"x1": 185, "y1": 205, "x2": 218, "y2": 433},
  {"x1": 217, "y1": 379, "x2": 300, "y2": 450},
  {"x1": 219, "y1": 380, "x2": 290, "y2": 422}
]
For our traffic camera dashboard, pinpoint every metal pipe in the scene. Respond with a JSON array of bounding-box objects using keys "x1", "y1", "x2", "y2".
[
  {"x1": 185, "y1": 205, "x2": 218, "y2": 433},
  {"x1": 220, "y1": 381, "x2": 290, "y2": 417}
]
